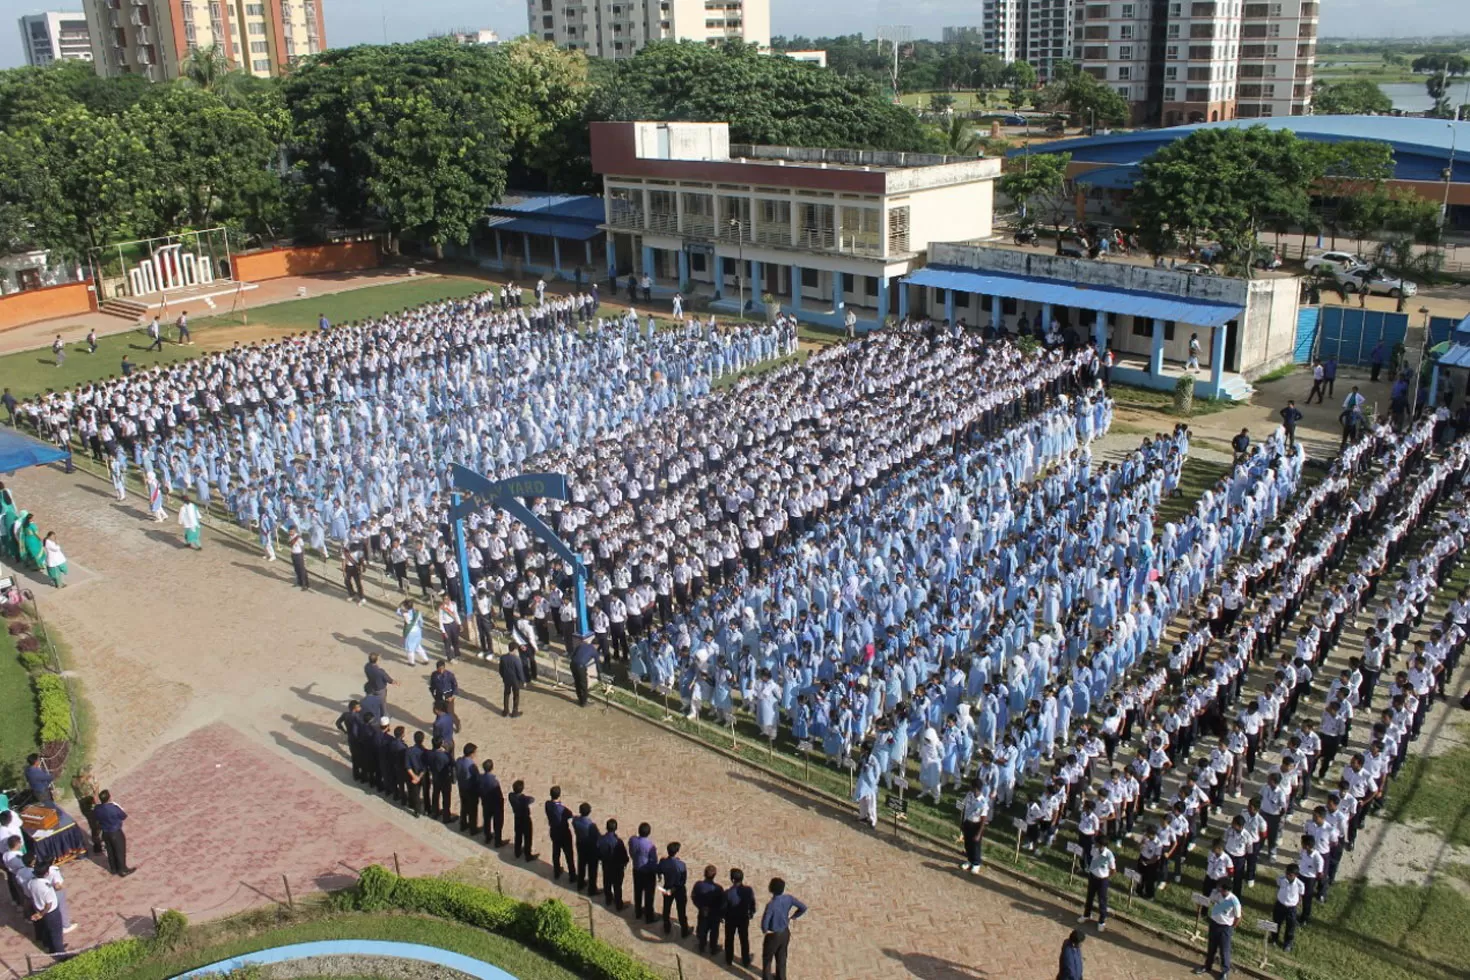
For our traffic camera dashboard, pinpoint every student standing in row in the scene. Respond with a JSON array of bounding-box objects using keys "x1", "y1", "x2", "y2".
[{"x1": 760, "y1": 877, "x2": 807, "y2": 980}]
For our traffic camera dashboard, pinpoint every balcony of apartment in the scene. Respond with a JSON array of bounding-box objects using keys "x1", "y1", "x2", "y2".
[
  {"x1": 1299, "y1": 1, "x2": 1319, "y2": 17},
  {"x1": 134, "y1": 25, "x2": 152, "y2": 43},
  {"x1": 1083, "y1": 25, "x2": 1109, "y2": 39},
  {"x1": 1189, "y1": 23, "x2": 1218, "y2": 39},
  {"x1": 606, "y1": 197, "x2": 645, "y2": 231},
  {"x1": 1190, "y1": 2, "x2": 1218, "y2": 15},
  {"x1": 108, "y1": 10, "x2": 121, "y2": 28},
  {"x1": 1085, "y1": 3, "x2": 1109, "y2": 19}
]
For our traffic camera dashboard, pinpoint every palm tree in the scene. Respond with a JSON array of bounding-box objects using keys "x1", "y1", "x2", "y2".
[
  {"x1": 940, "y1": 116, "x2": 982, "y2": 157},
  {"x1": 178, "y1": 44, "x2": 247, "y2": 105}
]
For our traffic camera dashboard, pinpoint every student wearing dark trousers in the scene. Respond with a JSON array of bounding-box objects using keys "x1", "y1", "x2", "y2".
[
  {"x1": 760, "y1": 878, "x2": 807, "y2": 980},
  {"x1": 92, "y1": 790, "x2": 134, "y2": 876},
  {"x1": 479, "y1": 760, "x2": 506, "y2": 847},
  {"x1": 1272, "y1": 868, "x2": 1305, "y2": 952},
  {"x1": 657, "y1": 842, "x2": 690, "y2": 937},
  {"x1": 597, "y1": 820, "x2": 629, "y2": 911},
  {"x1": 455, "y1": 745, "x2": 480, "y2": 834},
  {"x1": 508, "y1": 781, "x2": 538, "y2": 861},
  {"x1": 404, "y1": 734, "x2": 427, "y2": 817},
  {"x1": 573, "y1": 803, "x2": 600, "y2": 894},
  {"x1": 545, "y1": 786, "x2": 574, "y2": 881},
  {"x1": 724, "y1": 868, "x2": 757, "y2": 967},
  {"x1": 692, "y1": 864, "x2": 726, "y2": 954}
]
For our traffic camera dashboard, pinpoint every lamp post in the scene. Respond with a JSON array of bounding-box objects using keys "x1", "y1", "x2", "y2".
[
  {"x1": 1441, "y1": 120, "x2": 1458, "y2": 235},
  {"x1": 1411, "y1": 305, "x2": 1432, "y2": 419},
  {"x1": 729, "y1": 217, "x2": 745, "y2": 318}
]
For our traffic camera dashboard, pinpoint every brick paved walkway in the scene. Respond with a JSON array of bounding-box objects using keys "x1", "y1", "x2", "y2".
[
  {"x1": 0, "y1": 463, "x2": 1201, "y2": 979},
  {"x1": 0, "y1": 723, "x2": 453, "y2": 978}
]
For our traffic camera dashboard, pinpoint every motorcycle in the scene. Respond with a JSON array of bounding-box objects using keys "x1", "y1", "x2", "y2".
[{"x1": 1013, "y1": 227, "x2": 1039, "y2": 247}]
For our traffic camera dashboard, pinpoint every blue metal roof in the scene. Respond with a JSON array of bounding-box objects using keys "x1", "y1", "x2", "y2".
[
  {"x1": 486, "y1": 215, "x2": 602, "y2": 241},
  {"x1": 1074, "y1": 164, "x2": 1143, "y2": 189},
  {"x1": 1438, "y1": 343, "x2": 1470, "y2": 369},
  {"x1": 903, "y1": 265, "x2": 1243, "y2": 328},
  {"x1": 1009, "y1": 116, "x2": 1470, "y2": 185},
  {"x1": 0, "y1": 428, "x2": 69, "y2": 474},
  {"x1": 488, "y1": 193, "x2": 606, "y2": 223}
]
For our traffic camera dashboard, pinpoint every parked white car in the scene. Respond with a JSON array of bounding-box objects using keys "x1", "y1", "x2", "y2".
[
  {"x1": 1338, "y1": 267, "x2": 1418, "y2": 298},
  {"x1": 1304, "y1": 250, "x2": 1368, "y2": 275}
]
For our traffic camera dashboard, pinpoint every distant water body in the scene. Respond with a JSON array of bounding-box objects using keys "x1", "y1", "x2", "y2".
[{"x1": 1378, "y1": 81, "x2": 1461, "y2": 113}]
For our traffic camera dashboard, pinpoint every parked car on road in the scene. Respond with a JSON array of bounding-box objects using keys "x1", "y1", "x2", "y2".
[
  {"x1": 1304, "y1": 250, "x2": 1368, "y2": 275},
  {"x1": 1175, "y1": 262, "x2": 1215, "y2": 275},
  {"x1": 1338, "y1": 267, "x2": 1418, "y2": 297}
]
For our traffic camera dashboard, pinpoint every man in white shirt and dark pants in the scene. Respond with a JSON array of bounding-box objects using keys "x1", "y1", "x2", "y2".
[
  {"x1": 1272, "y1": 865, "x2": 1305, "y2": 952},
  {"x1": 1196, "y1": 882, "x2": 1241, "y2": 979},
  {"x1": 1078, "y1": 844, "x2": 1115, "y2": 931}
]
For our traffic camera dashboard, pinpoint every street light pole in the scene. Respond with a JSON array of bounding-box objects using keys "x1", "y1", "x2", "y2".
[
  {"x1": 1441, "y1": 121, "x2": 1458, "y2": 235},
  {"x1": 1411, "y1": 305, "x2": 1432, "y2": 419}
]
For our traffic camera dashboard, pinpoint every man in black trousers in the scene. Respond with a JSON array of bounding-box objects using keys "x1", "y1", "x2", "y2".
[
  {"x1": 571, "y1": 636, "x2": 597, "y2": 706},
  {"x1": 92, "y1": 790, "x2": 134, "y2": 876},
  {"x1": 598, "y1": 818, "x2": 629, "y2": 910},
  {"x1": 480, "y1": 759, "x2": 506, "y2": 847},
  {"x1": 692, "y1": 864, "x2": 726, "y2": 954},
  {"x1": 455, "y1": 744, "x2": 480, "y2": 834},
  {"x1": 573, "y1": 802, "x2": 600, "y2": 893},
  {"x1": 723, "y1": 868, "x2": 756, "y2": 967},
  {"x1": 499, "y1": 648, "x2": 528, "y2": 717},
  {"x1": 545, "y1": 786, "x2": 575, "y2": 880},
  {"x1": 657, "y1": 841, "x2": 690, "y2": 937}
]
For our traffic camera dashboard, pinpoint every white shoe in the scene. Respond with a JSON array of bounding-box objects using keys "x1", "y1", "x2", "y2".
[
  {"x1": 970, "y1": 865, "x2": 982, "y2": 875},
  {"x1": 1077, "y1": 915, "x2": 1090, "y2": 923},
  {"x1": 961, "y1": 863, "x2": 972, "y2": 872},
  {"x1": 1097, "y1": 922, "x2": 1106, "y2": 932},
  {"x1": 63, "y1": 923, "x2": 78, "y2": 933}
]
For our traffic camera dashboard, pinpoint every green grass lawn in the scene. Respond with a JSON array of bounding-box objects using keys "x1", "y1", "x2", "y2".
[
  {"x1": 1111, "y1": 382, "x2": 1238, "y2": 417},
  {"x1": 110, "y1": 911, "x2": 583, "y2": 980},
  {"x1": 898, "y1": 89, "x2": 1009, "y2": 113},
  {"x1": 1379, "y1": 723, "x2": 1470, "y2": 847},
  {"x1": 0, "y1": 276, "x2": 495, "y2": 400},
  {"x1": 0, "y1": 627, "x2": 36, "y2": 790}
]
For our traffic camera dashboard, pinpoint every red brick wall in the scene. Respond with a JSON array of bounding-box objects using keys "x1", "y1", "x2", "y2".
[
  {"x1": 0, "y1": 282, "x2": 95, "y2": 332},
  {"x1": 231, "y1": 242, "x2": 381, "y2": 281}
]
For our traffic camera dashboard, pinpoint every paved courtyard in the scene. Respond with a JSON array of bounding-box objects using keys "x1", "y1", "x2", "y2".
[{"x1": 0, "y1": 462, "x2": 1201, "y2": 979}]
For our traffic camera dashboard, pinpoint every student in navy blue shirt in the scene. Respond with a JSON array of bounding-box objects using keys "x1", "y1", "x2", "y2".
[
  {"x1": 573, "y1": 802, "x2": 600, "y2": 894},
  {"x1": 723, "y1": 868, "x2": 757, "y2": 968},
  {"x1": 431, "y1": 702, "x2": 455, "y2": 756},
  {"x1": 692, "y1": 863, "x2": 726, "y2": 955},
  {"x1": 544, "y1": 785, "x2": 574, "y2": 880},
  {"x1": 657, "y1": 841, "x2": 689, "y2": 937},
  {"x1": 429, "y1": 661, "x2": 459, "y2": 732},
  {"x1": 508, "y1": 780, "x2": 537, "y2": 861},
  {"x1": 93, "y1": 790, "x2": 133, "y2": 876},
  {"x1": 404, "y1": 732, "x2": 428, "y2": 818},
  {"x1": 24, "y1": 754, "x2": 53, "y2": 803},
  {"x1": 760, "y1": 877, "x2": 807, "y2": 980},
  {"x1": 479, "y1": 759, "x2": 505, "y2": 847},
  {"x1": 597, "y1": 818, "x2": 629, "y2": 910},
  {"x1": 426, "y1": 737, "x2": 453, "y2": 822},
  {"x1": 1058, "y1": 929, "x2": 1085, "y2": 980},
  {"x1": 628, "y1": 822, "x2": 659, "y2": 923},
  {"x1": 455, "y1": 745, "x2": 480, "y2": 834}
]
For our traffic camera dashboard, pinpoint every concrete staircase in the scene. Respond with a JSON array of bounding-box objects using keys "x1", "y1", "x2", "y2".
[
  {"x1": 99, "y1": 297, "x2": 148, "y2": 322},
  {"x1": 1216, "y1": 373, "x2": 1256, "y2": 402}
]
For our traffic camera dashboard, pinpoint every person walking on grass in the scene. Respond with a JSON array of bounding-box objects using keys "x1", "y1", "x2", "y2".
[
  {"x1": 51, "y1": 336, "x2": 64, "y2": 368},
  {"x1": 145, "y1": 318, "x2": 163, "y2": 353},
  {"x1": 177, "y1": 493, "x2": 202, "y2": 550},
  {"x1": 176, "y1": 311, "x2": 191, "y2": 345}
]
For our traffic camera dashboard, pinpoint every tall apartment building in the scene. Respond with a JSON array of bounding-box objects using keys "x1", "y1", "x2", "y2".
[
  {"x1": 979, "y1": 0, "x2": 1074, "y2": 82},
  {"x1": 1073, "y1": 0, "x2": 1317, "y2": 127},
  {"x1": 84, "y1": 0, "x2": 324, "y2": 81},
  {"x1": 531, "y1": 0, "x2": 770, "y2": 59},
  {"x1": 19, "y1": 11, "x2": 94, "y2": 65},
  {"x1": 942, "y1": 26, "x2": 984, "y2": 44}
]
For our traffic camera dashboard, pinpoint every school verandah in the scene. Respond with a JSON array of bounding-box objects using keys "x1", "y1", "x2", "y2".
[
  {"x1": 900, "y1": 264, "x2": 1253, "y2": 400},
  {"x1": 457, "y1": 193, "x2": 607, "y2": 282}
]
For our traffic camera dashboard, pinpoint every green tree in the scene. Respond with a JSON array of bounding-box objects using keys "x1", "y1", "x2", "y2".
[
  {"x1": 1312, "y1": 79, "x2": 1393, "y2": 115},
  {"x1": 0, "y1": 105, "x2": 156, "y2": 259},
  {"x1": 935, "y1": 116, "x2": 982, "y2": 156},
  {"x1": 0, "y1": 59, "x2": 147, "y2": 130},
  {"x1": 282, "y1": 41, "x2": 510, "y2": 251},
  {"x1": 177, "y1": 43, "x2": 251, "y2": 107},
  {"x1": 1132, "y1": 127, "x2": 1320, "y2": 272},
  {"x1": 1038, "y1": 70, "x2": 1128, "y2": 126},
  {"x1": 1311, "y1": 139, "x2": 1394, "y2": 247},
  {"x1": 492, "y1": 37, "x2": 593, "y2": 190},
  {"x1": 126, "y1": 86, "x2": 284, "y2": 238},
  {"x1": 1003, "y1": 60, "x2": 1037, "y2": 98},
  {"x1": 592, "y1": 41, "x2": 940, "y2": 153},
  {"x1": 929, "y1": 92, "x2": 956, "y2": 113},
  {"x1": 998, "y1": 152, "x2": 1072, "y2": 237}
]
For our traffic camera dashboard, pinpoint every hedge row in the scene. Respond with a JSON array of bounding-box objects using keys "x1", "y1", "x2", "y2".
[
  {"x1": 41, "y1": 910, "x2": 185, "y2": 978},
  {"x1": 33, "y1": 672, "x2": 71, "y2": 744},
  {"x1": 348, "y1": 866, "x2": 662, "y2": 980}
]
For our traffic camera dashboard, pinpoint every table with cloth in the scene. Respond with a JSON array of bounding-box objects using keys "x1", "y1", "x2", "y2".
[{"x1": 25, "y1": 805, "x2": 88, "y2": 865}]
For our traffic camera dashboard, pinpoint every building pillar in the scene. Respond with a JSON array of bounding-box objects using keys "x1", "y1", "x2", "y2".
[
  {"x1": 641, "y1": 244, "x2": 655, "y2": 278},
  {"x1": 876, "y1": 276, "x2": 890, "y2": 330},
  {"x1": 1094, "y1": 315, "x2": 1107, "y2": 352},
  {"x1": 992, "y1": 295, "x2": 1003, "y2": 331},
  {"x1": 552, "y1": 238, "x2": 562, "y2": 274},
  {"x1": 752, "y1": 260, "x2": 764, "y2": 298},
  {"x1": 713, "y1": 255, "x2": 723, "y2": 300},
  {"x1": 677, "y1": 249, "x2": 689, "y2": 288},
  {"x1": 898, "y1": 279, "x2": 909, "y2": 320},
  {"x1": 1210, "y1": 322, "x2": 1228, "y2": 395},
  {"x1": 1150, "y1": 318, "x2": 1165, "y2": 376},
  {"x1": 584, "y1": 239, "x2": 593, "y2": 266},
  {"x1": 791, "y1": 264, "x2": 802, "y2": 311},
  {"x1": 832, "y1": 272, "x2": 845, "y2": 314},
  {"x1": 1430, "y1": 363, "x2": 1443, "y2": 406},
  {"x1": 604, "y1": 235, "x2": 616, "y2": 280},
  {"x1": 523, "y1": 233, "x2": 531, "y2": 265},
  {"x1": 1041, "y1": 302, "x2": 1052, "y2": 334},
  {"x1": 495, "y1": 230, "x2": 503, "y2": 264},
  {"x1": 944, "y1": 289, "x2": 955, "y2": 325}
]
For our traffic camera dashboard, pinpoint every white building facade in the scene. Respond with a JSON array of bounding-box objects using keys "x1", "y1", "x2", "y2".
[
  {"x1": 531, "y1": 0, "x2": 769, "y2": 58},
  {"x1": 592, "y1": 121, "x2": 1001, "y2": 330},
  {"x1": 19, "y1": 11, "x2": 93, "y2": 65}
]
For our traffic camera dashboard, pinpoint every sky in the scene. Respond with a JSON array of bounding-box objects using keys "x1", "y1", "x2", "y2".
[{"x1": 1, "y1": 0, "x2": 1468, "y2": 73}]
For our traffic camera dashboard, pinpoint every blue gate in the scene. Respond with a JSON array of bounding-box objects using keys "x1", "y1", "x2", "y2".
[
  {"x1": 1293, "y1": 307, "x2": 1320, "y2": 364},
  {"x1": 1301, "y1": 308, "x2": 1409, "y2": 366}
]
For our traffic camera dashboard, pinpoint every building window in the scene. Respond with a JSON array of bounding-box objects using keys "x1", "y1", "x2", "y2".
[
  {"x1": 842, "y1": 273, "x2": 855, "y2": 292},
  {"x1": 1121, "y1": 3, "x2": 1134, "y2": 14},
  {"x1": 1168, "y1": 1, "x2": 1181, "y2": 13},
  {"x1": 250, "y1": 40, "x2": 268, "y2": 52},
  {"x1": 252, "y1": 58, "x2": 269, "y2": 70},
  {"x1": 1167, "y1": 24, "x2": 1179, "y2": 38},
  {"x1": 690, "y1": 253, "x2": 706, "y2": 273},
  {"x1": 248, "y1": 22, "x2": 265, "y2": 34},
  {"x1": 1119, "y1": 25, "x2": 1132, "y2": 38},
  {"x1": 865, "y1": 276, "x2": 878, "y2": 295},
  {"x1": 543, "y1": 16, "x2": 553, "y2": 27},
  {"x1": 1166, "y1": 44, "x2": 1179, "y2": 58},
  {"x1": 1164, "y1": 66, "x2": 1178, "y2": 80},
  {"x1": 1119, "y1": 45, "x2": 1132, "y2": 59},
  {"x1": 245, "y1": 2, "x2": 264, "y2": 13},
  {"x1": 544, "y1": 32, "x2": 555, "y2": 41},
  {"x1": 801, "y1": 268, "x2": 818, "y2": 288},
  {"x1": 1164, "y1": 86, "x2": 1177, "y2": 100},
  {"x1": 1118, "y1": 66, "x2": 1131, "y2": 80}
]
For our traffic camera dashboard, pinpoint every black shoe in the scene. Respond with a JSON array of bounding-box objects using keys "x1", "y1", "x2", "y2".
[
  {"x1": 682, "y1": 926, "x2": 692, "y2": 939},
  {"x1": 120, "y1": 868, "x2": 136, "y2": 877}
]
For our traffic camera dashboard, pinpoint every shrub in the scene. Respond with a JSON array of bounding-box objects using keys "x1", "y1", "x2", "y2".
[
  {"x1": 39, "y1": 937, "x2": 148, "y2": 979},
  {"x1": 354, "y1": 864, "x2": 398, "y2": 912},
  {"x1": 154, "y1": 909, "x2": 189, "y2": 950},
  {"x1": 18, "y1": 650, "x2": 47, "y2": 672},
  {"x1": 33, "y1": 673, "x2": 71, "y2": 744},
  {"x1": 16, "y1": 634, "x2": 38, "y2": 652},
  {"x1": 8, "y1": 620, "x2": 30, "y2": 635},
  {"x1": 1173, "y1": 374, "x2": 1195, "y2": 415},
  {"x1": 532, "y1": 898, "x2": 573, "y2": 944}
]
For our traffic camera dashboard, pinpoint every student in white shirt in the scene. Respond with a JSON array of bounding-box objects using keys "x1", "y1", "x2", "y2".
[
  {"x1": 1078, "y1": 844, "x2": 1115, "y2": 930},
  {"x1": 1271, "y1": 866, "x2": 1305, "y2": 951}
]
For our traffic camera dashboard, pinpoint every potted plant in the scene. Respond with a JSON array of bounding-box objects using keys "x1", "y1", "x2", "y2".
[
  {"x1": 1174, "y1": 374, "x2": 1195, "y2": 415},
  {"x1": 762, "y1": 292, "x2": 780, "y2": 322}
]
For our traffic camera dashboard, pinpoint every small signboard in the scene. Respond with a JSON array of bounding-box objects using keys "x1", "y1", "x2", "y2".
[{"x1": 885, "y1": 794, "x2": 909, "y2": 815}]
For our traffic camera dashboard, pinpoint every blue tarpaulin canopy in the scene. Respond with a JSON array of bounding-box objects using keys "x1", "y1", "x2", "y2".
[
  {"x1": 485, "y1": 216, "x2": 602, "y2": 241},
  {"x1": 485, "y1": 193, "x2": 604, "y2": 242},
  {"x1": 903, "y1": 265, "x2": 1243, "y2": 328},
  {"x1": 0, "y1": 429, "x2": 68, "y2": 473}
]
